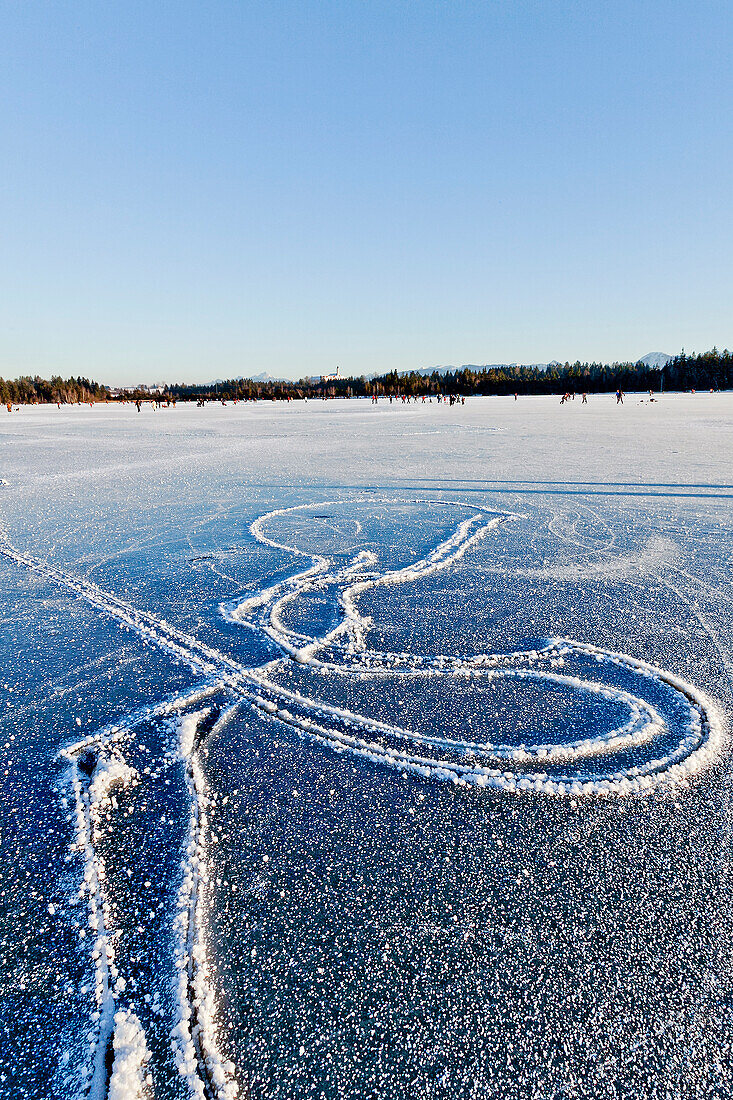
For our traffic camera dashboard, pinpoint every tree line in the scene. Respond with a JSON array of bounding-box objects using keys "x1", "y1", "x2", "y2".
[
  {"x1": 4, "y1": 349, "x2": 733, "y2": 404},
  {"x1": 0, "y1": 375, "x2": 110, "y2": 405},
  {"x1": 367, "y1": 349, "x2": 733, "y2": 398}
]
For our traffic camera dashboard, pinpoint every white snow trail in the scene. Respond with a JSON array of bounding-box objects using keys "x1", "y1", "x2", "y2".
[
  {"x1": 61, "y1": 746, "x2": 139, "y2": 1100},
  {"x1": 107, "y1": 1010, "x2": 152, "y2": 1100},
  {"x1": 172, "y1": 711, "x2": 238, "y2": 1100},
  {"x1": 1, "y1": 502, "x2": 724, "y2": 800}
]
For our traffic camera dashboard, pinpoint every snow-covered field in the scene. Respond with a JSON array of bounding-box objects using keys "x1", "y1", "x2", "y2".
[{"x1": 2, "y1": 393, "x2": 733, "y2": 1099}]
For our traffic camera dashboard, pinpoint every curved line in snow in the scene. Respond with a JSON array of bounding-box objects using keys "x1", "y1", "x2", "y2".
[{"x1": 1, "y1": 498, "x2": 724, "y2": 802}]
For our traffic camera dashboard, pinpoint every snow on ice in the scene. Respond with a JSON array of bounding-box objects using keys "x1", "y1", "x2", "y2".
[{"x1": 2, "y1": 394, "x2": 733, "y2": 1099}]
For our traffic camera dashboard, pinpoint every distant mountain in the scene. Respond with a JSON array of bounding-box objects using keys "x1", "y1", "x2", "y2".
[
  {"x1": 210, "y1": 371, "x2": 290, "y2": 384},
  {"x1": 248, "y1": 371, "x2": 290, "y2": 382},
  {"x1": 637, "y1": 352, "x2": 672, "y2": 368}
]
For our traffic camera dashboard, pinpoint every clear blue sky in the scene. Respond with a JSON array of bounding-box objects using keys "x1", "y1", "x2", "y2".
[{"x1": 2, "y1": 1, "x2": 732, "y2": 384}]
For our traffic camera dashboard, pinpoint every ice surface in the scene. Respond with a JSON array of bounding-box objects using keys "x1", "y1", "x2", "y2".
[{"x1": 2, "y1": 394, "x2": 733, "y2": 1099}]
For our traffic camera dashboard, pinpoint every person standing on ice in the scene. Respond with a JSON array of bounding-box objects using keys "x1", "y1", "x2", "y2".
[
  {"x1": 582, "y1": 392, "x2": 587, "y2": 404},
  {"x1": 616, "y1": 388, "x2": 624, "y2": 404}
]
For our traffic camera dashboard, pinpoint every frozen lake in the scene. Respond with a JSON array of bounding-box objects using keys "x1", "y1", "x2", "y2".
[{"x1": 2, "y1": 393, "x2": 733, "y2": 1099}]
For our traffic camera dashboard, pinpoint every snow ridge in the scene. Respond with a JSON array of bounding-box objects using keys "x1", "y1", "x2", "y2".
[
  {"x1": 60, "y1": 744, "x2": 140, "y2": 1100},
  {"x1": 172, "y1": 710, "x2": 238, "y2": 1100},
  {"x1": 108, "y1": 1010, "x2": 151, "y2": 1100}
]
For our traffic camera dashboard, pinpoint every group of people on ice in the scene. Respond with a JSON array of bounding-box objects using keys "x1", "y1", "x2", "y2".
[
  {"x1": 370, "y1": 393, "x2": 466, "y2": 405},
  {"x1": 559, "y1": 388, "x2": 662, "y2": 406},
  {"x1": 560, "y1": 391, "x2": 591, "y2": 404}
]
